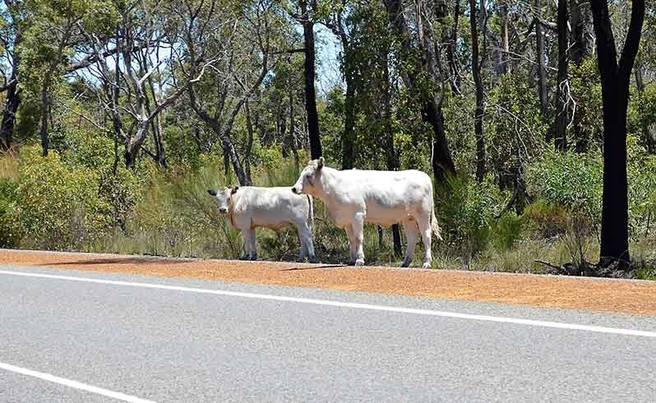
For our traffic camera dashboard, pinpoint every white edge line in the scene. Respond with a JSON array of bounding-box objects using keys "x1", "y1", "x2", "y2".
[
  {"x1": 1, "y1": 269, "x2": 655, "y2": 339},
  {"x1": 0, "y1": 362, "x2": 158, "y2": 403}
]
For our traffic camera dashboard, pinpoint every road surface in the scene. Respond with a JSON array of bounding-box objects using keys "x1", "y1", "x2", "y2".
[{"x1": 1, "y1": 264, "x2": 655, "y2": 402}]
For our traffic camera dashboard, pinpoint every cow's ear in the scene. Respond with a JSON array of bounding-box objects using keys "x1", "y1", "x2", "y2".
[
  {"x1": 317, "y1": 156, "x2": 324, "y2": 169},
  {"x1": 207, "y1": 189, "x2": 217, "y2": 197},
  {"x1": 231, "y1": 186, "x2": 239, "y2": 195}
]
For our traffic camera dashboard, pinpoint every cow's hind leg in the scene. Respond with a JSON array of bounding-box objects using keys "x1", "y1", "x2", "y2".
[
  {"x1": 296, "y1": 223, "x2": 315, "y2": 262},
  {"x1": 401, "y1": 219, "x2": 419, "y2": 267},
  {"x1": 353, "y1": 212, "x2": 366, "y2": 267},
  {"x1": 345, "y1": 225, "x2": 357, "y2": 265},
  {"x1": 416, "y1": 213, "x2": 433, "y2": 269}
]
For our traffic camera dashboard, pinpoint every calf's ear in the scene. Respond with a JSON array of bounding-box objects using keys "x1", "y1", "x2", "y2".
[
  {"x1": 317, "y1": 156, "x2": 324, "y2": 169},
  {"x1": 231, "y1": 186, "x2": 239, "y2": 194},
  {"x1": 207, "y1": 189, "x2": 217, "y2": 196}
]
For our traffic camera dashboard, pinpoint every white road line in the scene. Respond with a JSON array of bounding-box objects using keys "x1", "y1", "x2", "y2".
[
  {"x1": 1, "y1": 269, "x2": 656, "y2": 338},
  {"x1": 0, "y1": 362, "x2": 158, "y2": 403}
]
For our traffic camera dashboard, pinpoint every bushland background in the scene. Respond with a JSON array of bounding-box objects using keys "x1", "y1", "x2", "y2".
[{"x1": 0, "y1": 0, "x2": 654, "y2": 278}]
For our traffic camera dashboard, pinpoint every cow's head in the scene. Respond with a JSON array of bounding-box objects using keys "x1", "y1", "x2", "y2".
[
  {"x1": 207, "y1": 186, "x2": 239, "y2": 214},
  {"x1": 292, "y1": 157, "x2": 324, "y2": 195}
]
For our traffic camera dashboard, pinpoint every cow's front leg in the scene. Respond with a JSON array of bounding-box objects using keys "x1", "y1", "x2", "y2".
[
  {"x1": 352, "y1": 212, "x2": 365, "y2": 267},
  {"x1": 238, "y1": 229, "x2": 249, "y2": 260},
  {"x1": 248, "y1": 228, "x2": 258, "y2": 260},
  {"x1": 344, "y1": 225, "x2": 357, "y2": 265}
]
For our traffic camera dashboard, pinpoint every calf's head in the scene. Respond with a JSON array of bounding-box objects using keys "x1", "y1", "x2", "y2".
[
  {"x1": 207, "y1": 186, "x2": 239, "y2": 214},
  {"x1": 292, "y1": 157, "x2": 324, "y2": 195}
]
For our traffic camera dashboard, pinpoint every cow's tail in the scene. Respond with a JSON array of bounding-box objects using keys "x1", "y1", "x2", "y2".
[
  {"x1": 431, "y1": 204, "x2": 443, "y2": 241},
  {"x1": 306, "y1": 194, "x2": 314, "y2": 229}
]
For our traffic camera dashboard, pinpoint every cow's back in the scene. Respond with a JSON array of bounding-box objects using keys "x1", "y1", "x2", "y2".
[
  {"x1": 323, "y1": 169, "x2": 433, "y2": 226},
  {"x1": 335, "y1": 169, "x2": 432, "y2": 203},
  {"x1": 232, "y1": 187, "x2": 310, "y2": 229}
]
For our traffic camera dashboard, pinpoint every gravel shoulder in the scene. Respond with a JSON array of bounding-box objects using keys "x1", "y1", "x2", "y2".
[{"x1": 1, "y1": 248, "x2": 655, "y2": 316}]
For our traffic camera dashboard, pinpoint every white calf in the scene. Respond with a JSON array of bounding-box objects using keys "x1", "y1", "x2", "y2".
[
  {"x1": 208, "y1": 186, "x2": 315, "y2": 262},
  {"x1": 291, "y1": 158, "x2": 441, "y2": 268}
]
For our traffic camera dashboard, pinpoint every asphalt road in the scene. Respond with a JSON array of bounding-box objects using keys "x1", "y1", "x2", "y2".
[{"x1": 1, "y1": 264, "x2": 655, "y2": 403}]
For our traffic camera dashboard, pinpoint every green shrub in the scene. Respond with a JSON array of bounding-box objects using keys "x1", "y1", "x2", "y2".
[
  {"x1": 491, "y1": 211, "x2": 523, "y2": 250},
  {"x1": 15, "y1": 146, "x2": 111, "y2": 250},
  {"x1": 522, "y1": 199, "x2": 571, "y2": 238},
  {"x1": 525, "y1": 151, "x2": 602, "y2": 224},
  {"x1": 437, "y1": 173, "x2": 502, "y2": 261}
]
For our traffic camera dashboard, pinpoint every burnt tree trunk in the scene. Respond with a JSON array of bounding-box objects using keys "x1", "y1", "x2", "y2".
[
  {"x1": 384, "y1": 0, "x2": 456, "y2": 183},
  {"x1": 1, "y1": 82, "x2": 20, "y2": 152},
  {"x1": 299, "y1": 0, "x2": 322, "y2": 159},
  {"x1": 554, "y1": 0, "x2": 569, "y2": 151},
  {"x1": 470, "y1": 0, "x2": 486, "y2": 182},
  {"x1": 381, "y1": 47, "x2": 403, "y2": 257},
  {"x1": 590, "y1": 0, "x2": 645, "y2": 270},
  {"x1": 0, "y1": 27, "x2": 22, "y2": 153}
]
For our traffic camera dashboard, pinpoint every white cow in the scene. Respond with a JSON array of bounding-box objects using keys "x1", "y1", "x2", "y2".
[
  {"x1": 207, "y1": 186, "x2": 316, "y2": 262},
  {"x1": 291, "y1": 157, "x2": 441, "y2": 268}
]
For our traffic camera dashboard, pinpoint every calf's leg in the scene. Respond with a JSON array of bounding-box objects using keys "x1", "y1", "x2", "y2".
[
  {"x1": 248, "y1": 229, "x2": 258, "y2": 260},
  {"x1": 238, "y1": 229, "x2": 250, "y2": 260},
  {"x1": 302, "y1": 223, "x2": 316, "y2": 263},
  {"x1": 401, "y1": 219, "x2": 419, "y2": 267}
]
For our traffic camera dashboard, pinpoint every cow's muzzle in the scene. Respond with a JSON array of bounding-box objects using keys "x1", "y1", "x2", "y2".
[
  {"x1": 219, "y1": 207, "x2": 228, "y2": 214},
  {"x1": 291, "y1": 187, "x2": 299, "y2": 194}
]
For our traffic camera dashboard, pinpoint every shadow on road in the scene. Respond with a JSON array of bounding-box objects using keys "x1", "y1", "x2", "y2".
[
  {"x1": 40, "y1": 257, "x2": 192, "y2": 266},
  {"x1": 280, "y1": 264, "x2": 349, "y2": 271}
]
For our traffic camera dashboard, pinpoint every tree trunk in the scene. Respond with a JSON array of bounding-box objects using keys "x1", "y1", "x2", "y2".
[
  {"x1": 599, "y1": 93, "x2": 630, "y2": 267},
  {"x1": 570, "y1": 0, "x2": 591, "y2": 152},
  {"x1": 152, "y1": 114, "x2": 167, "y2": 168},
  {"x1": 445, "y1": 0, "x2": 461, "y2": 94},
  {"x1": 590, "y1": 0, "x2": 645, "y2": 270},
  {"x1": 535, "y1": 0, "x2": 548, "y2": 119},
  {"x1": 383, "y1": 0, "x2": 456, "y2": 183},
  {"x1": 569, "y1": 0, "x2": 591, "y2": 66},
  {"x1": 381, "y1": 47, "x2": 403, "y2": 257},
  {"x1": 289, "y1": 87, "x2": 300, "y2": 168},
  {"x1": 470, "y1": 0, "x2": 486, "y2": 183},
  {"x1": 299, "y1": 0, "x2": 322, "y2": 159},
  {"x1": 244, "y1": 100, "x2": 255, "y2": 184},
  {"x1": 342, "y1": 57, "x2": 356, "y2": 169},
  {"x1": 635, "y1": 61, "x2": 656, "y2": 154},
  {"x1": 554, "y1": 0, "x2": 569, "y2": 152},
  {"x1": 499, "y1": 0, "x2": 509, "y2": 75},
  {"x1": 0, "y1": 28, "x2": 22, "y2": 153},
  {"x1": 1, "y1": 82, "x2": 20, "y2": 152},
  {"x1": 39, "y1": 88, "x2": 51, "y2": 156}
]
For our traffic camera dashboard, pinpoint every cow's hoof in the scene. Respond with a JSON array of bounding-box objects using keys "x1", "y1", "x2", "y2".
[
  {"x1": 400, "y1": 261, "x2": 411, "y2": 268},
  {"x1": 422, "y1": 262, "x2": 431, "y2": 269},
  {"x1": 308, "y1": 256, "x2": 317, "y2": 263},
  {"x1": 355, "y1": 259, "x2": 365, "y2": 267},
  {"x1": 238, "y1": 255, "x2": 248, "y2": 261},
  {"x1": 250, "y1": 255, "x2": 258, "y2": 261}
]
